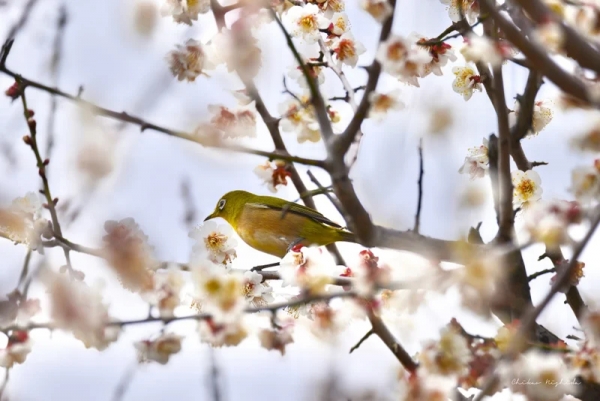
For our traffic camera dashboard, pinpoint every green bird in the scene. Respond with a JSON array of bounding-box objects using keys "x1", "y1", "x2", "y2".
[{"x1": 204, "y1": 190, "x2": 356, "y2": 257}]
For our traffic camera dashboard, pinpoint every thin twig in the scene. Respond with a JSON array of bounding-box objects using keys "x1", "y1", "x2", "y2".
[
  {"x1": 528, "y1": 267, "x2": 556, "y2": 282},
  {"x1": 349, "y1": 329, "x2": 373, "y2": 354},
  {"x1": 111, "y1": 362, "x2": 138, "y2": 401},
  {"x1": 413, "y1": 138, "x2": 424, "y2": 233}
]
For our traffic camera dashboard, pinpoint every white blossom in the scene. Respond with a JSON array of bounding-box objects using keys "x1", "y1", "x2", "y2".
[
  {"x1": 360, "y1": 0, "x2": 392, "y2": 23},
  {"x1": 0, "y1": 192, "x2": 50, "y2": 253},
  {"x1": 284, "y1": 4, "x2": 329, "y2": 44},
  {"x1": 461, "y1": 33, "x2": 505, "y2": 67},
  {"x1": 452, "y1": 65, "x2": 483, "y2": 101},
  {"x1": 570, "y1": 162, "x2": 600, "y2": 203},
  {"x1": 458, "y1": 138, "x2": 489, "y2": 179},
  {"x1": 242, "y1": 270, "x2": 274, "y2": 307},
  {"x1": 280, "y1": 246, "x2": 334, "y2": 295},
  {"x1": 376, "y1": 35, "x2": 432, "y2": 87},
  {"x1": 509, "y1": 99, "x2": 553, "y2": 137},
  {"x1": 166, "y1": 39, "x2": 214, "y2": 82},
  {"x1": 161, "y1": 0, "x2": 210, "y2": 25},
  {"x1": 512, "y1": 170, "x2": 543, "y2": 206},
  {"x1": 330, "y1": 33, "x2": 366, "y2": 67},
  {"x1": 368, "y1": 89, "x2": 405, "y2": 120},
  {"x1": 135, "y1": 333, "x2": 182, "y2": 364},
  {"x1": 189, "y1": 221, "x2": 237, "y2": 265},
  {"x1": 440, "y1": 0, "x2": 480, "y2": 24}
]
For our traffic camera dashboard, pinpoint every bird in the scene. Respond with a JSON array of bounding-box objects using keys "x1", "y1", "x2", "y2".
[{"x1": 204, "y1": 190, "x2": 355, "y2": 258}]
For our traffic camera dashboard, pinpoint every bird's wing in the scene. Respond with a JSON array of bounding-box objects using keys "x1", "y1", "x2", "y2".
[{"x1": 245, "y1": 200, "x2": 343, "y2": 229}]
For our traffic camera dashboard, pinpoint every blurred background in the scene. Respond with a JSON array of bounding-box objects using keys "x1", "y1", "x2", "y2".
[{"x1": 1, "y1": 0, "x2": 599, "y2": 399}]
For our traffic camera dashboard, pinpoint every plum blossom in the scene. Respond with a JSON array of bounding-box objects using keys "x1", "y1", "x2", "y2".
[
  {"x1": 242, "y1": 270, "x2": 274, "y2": 307},
  {"x1": 208, "y1": 102, "x2": 258, "y2": 139},
  {"x1": 0, "y1": 331, "x2": 32, "y2": 368},
  {"x1": 189, "y1": 221, "x2": 237, "y2": 265},
  {"x1": 376, "y1": 35, "x2": 432, "y2": 87},
  {"x1": 327, "y1": 13, "x2": 350, "y2": 36},
  {"x1": 142, "y1": 267, "x2": 185, "y2": 318},
  {"x1": 161, "y1": 0, "x2": 210, "y2": 25},
  {"x1": 458, "y1": 138, "x2": 489, "y2": 179},
  {"x1": 512, "y1": 170, "x2": 543, "y2": 206},
  {"x1": 258, "y1": 324, "x2": 294, "y2": 355},
  {"x1": 368, "y1": 89, "x2": 405, "y2": 120},
  {"x1": 503, "y1": 350, "x2": 578, "y2": 401},
  {"x1": 360, "y1": 0, "x2": 392, "y2": 23},
  {"x1": 452, "y1": 65, "x2": 483, "y2": 101},
  {"x1": 254, "y1": 160, "x2": 292, "y2": 193},
  {"x1": 509, "y1": 99, "x2": 553, "y2": 137},
  {"x1": 166, "y1": 39, "x2": 214, "y2": 82},
  {"x1": 279, "y1": 97, "x2": 321, "y2": 143},
  {"x1": 418, "y1": 325, "x2": 472, "y2": 376},
  {"x1": 570, "y1": 161, "x2": 600, "y2": 203},
  {"x1": 440, "y1": 0, "x2": 480, "y2": 24},
  {"x1": 523, "y1": 200, "x2": 582, "y2": 246},
  {"x1": 347, "y1": 250, "x2": 391, "y2": 297},
  {"x1": 455, "y1": 250, "x2": 504, "y2": 316},
  {"x1": 306, "y1": 0, "x2": 345, "y2": 17},
  {"x1": 280, "y1": 246, "x2": 334, "y2": 295},
  {"x1": 411, "y1": 33, "x2": 457, "y2": 76},
  {"x1": 533, "y1": 21, "x2": 565, "y2": 52},
  {"x1": 103, "y1": 218, "x2": 157, "y2": 293},
  {"x1": 404, "y1": 371, "x2": 457, "y2": 401},
  {"x1": 0, "y1": 192, "x2": 51, "y2": 253},
  {"x1": 284, "y1": 4, "x2": 329, "y2": 44},
  {"x1": 571, "y1": 121, "x2": 600, "y2": 152},
  {"x1": 135, "y1": 333, "x2": 182, "y2": 364},
  {"x1": 198, "y1": 317, "x2": 248, "y2": 347},
  {"x1": 43, "y1": 270, "x2": 119, "y2": 350},
  {"x1": 330, "y1": 33, "x2": 366, "y2": 67},
  {"x1": 193, "y1": 263, "x2": 245, "y2": 322},
  {"x1": 460, "y1": 33, "x2": 509, "y2": 67},
  {"x1": 288, "y1": 58, "x2": 326, "y2": 88}
]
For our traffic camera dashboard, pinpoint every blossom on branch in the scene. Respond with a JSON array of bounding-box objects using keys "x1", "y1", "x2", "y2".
[
  {"x1": 451, "y1": 65, "x2": 483, "y2": 101},
  {"x1": 284, "y1": 4, "x2": 329, "y2": 44},
  {"x1": 306, "y1": 0, "x2": 345, "y2": 17},
  {"x1": 458, "y1": 138, "x2": 489, "y2": 179},
  {"x1": 135, "y1": 333, "x2": 183, "y2": 364},
  {"x1": 208, "y1": 102, "x2": 258, "y2": 139},
  {"x1": 512, "y1": 170, "x2": 543, "y2": 206},
  {"x1": 0, "y1": 331, "x2": 32, "y2": 368},
  {"x1": 161, "y1": 0, "x2": 210, "y2": 25},
  {"x1": 288, "y1": 58, "x2": 326, "y2": 88},
  {"x1": 418, "y1": 325, "x2": 472, "y2": 376},
  {"x1": 258, "y1": 325, "x2": 294, "y2": 355},
  {"x1": 411, "y1": 33, "x2": 457, "y2": 76},
  {"x1": 376, "y1": 35, "x2": 432, "y2": 87},
  {"x1": 280, "y1": 246, "x2": 334, "y2": 295},
  {"x1": 460, "y1": 34, "x2": 510, "y2": 67},
  {"x1": 254, "y1": 160, "x2": 292, "y2": 193},
  {"x1": 509, "y1": 99, "x2": 553, "y2": 137},
  {"x1": 523, "y1": 200, "x2": 582, "y2": 247},
  {"x1": 440, "y1": 0, "x2": 480, "y2": 24},
  {"x1": 360, "y1": 0, "x2": 392, "y2": 23},
  {"x1": 189, "y1": 221, "x2": 237, "y2": 265},
  {"x1": 0, "y1": 192, "x2": 51, "y2": 253},
  {"x1": 198, "y1": 316, "x2": 248, "y2": 347},
  {"x1": 279, "y1": 97, "x2": 322, "y2": 143},
  {"x1": 329, "y1": 33, "x2": 366, "y2": 67},
  {"x1": 242, "y1": 270, "x2": 274, "y2": 307},
  {"x1": 166, "y1": 39, "x2": 214, "y2": 82}
]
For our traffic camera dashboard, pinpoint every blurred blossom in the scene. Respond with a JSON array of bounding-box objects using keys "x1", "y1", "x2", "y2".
[
  {"x1": 189, "y1": 221, "x2": 237, "y2": 265},
  {"x1": 458, "y1": 138, "x2": 489, "y2": 180},
  {"x1": 133, "y1": 1, "x2": 158, "y2": 37},
  {"x1": 451, "y1": 65, "x2": 483, "y2": 101},
  {"x1": 376, "y1": 35, "x2": 432, "y2": 87},
  {"x1": 0, "y1": 331, "x2": 32, "y2": 368},
  {"x1": 42, "y1": 270, "x2": 119, "y2": 350},
  {"x1": 135, "y1": 333, "x2": 182, "y2": 364},
  {"x1": 512, "y1": 170, "x2": 543, "y2": 206},
  {"x1": 427, "y1": 105, "x2": 454, "y2": 134},
  {"x1": 192, "y1": 263, "x2": 245, "y2": 322},
  {"x1": 206, "y1": 27, "x2": 262, "y2": 79},
  {"x1": 198, "y1": 317, "x2": 248, "y2": 347},
  {"x1": 0, "y1": 192, "x2": 51, "y2": 253},
  {"x1": 533, "y1": 21, "x2": 565, "y2": 53},
  {"x1": 142, "y1": 266, "x2": 185, "y2": 318},
  {"x1": 207, "y1": 102, "x2": 258, "y2": 139},
  {"x1": 403, "y1": 370, "x2": 456, "y2": 401},
  {"x1": 306, "y1": 0, "x2": 344, "y2": 17},
  {"x1": 522, "y1": 199, "x2": 582, "y2": 247},
  {"x1": 280, "y1": 246, "x2": 334, "y2": 295},
  {"x1": 254, "y1": 160, "x2": 292, "y2": 193},
  {"x1": 0, "y1": 291, "x2": 41, "y2": 328},
  {"x1": 344, "y1": 249, "x2": 390, "y2": 297},
  {"x1": 550, "y1": 260, "x2": 585, "y2": 292},
  {"x1": 418, "y1": 325, "x2": 472, "y2": 376},
  {"x1": 161, "y1": 0, "x2": 210, "y2": 25},
  {"x1": 76, "y1": 114, "x2": 117, "y2": 184},
  {"x1": 460, "y1": 33, "x2": 509, "y2": 67},
  {"x1": 258, "y1": 325, "x2": 294, "y2": 355},
  {"x1": 231, "y1": 89, "x2": 252, "y2": 106},
  {"x1": 570, "y1": 161, "x2": 600, "y2": 203},
  {"x1": 360, "y1": 0, "x2": 392, "y2": 23},
  {"x1": 570, "y1": 118, "x2": 600, "y2": 152},
  {"x1": 439, "y1": 0, "x2": 480, "y2": 24},
  {"x1": 288, "y1": 58, "x2": 326, "y2": 88},
  {"x1": 103, "y1": 218, "x2": 157, "y2": 292},
  {"x1": 411, "y1": 33, "x2": 457, "y2": 77},
  {"x1": 367, "y1": 89, "x2": 405, "y2": 121},
  {"x1": 307, "y1": 303, "x2": 349, "y2": 341},
  {"x1": 166, "y1": 39, "x2": 215, "y2": 82},
  {"x1": 502, "y1": 350, "x2": 578, "y2": 401}
]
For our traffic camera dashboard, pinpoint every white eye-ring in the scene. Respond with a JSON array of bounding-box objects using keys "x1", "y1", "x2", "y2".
[{"x1": 218, "y1": 199, "x2": 226, "y2": 210}]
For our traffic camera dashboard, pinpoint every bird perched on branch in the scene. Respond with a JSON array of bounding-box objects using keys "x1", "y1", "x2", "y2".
[{"x1": 204, "y1": 190, "x2": 355, "y2": 257}]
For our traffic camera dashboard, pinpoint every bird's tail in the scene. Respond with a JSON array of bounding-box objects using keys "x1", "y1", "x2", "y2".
[{"x1": 337, "y1": 229, "x2": 356, "y2": 243}]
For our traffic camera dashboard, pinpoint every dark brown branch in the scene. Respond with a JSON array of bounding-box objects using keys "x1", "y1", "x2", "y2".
[
  {"x1": 349, "y1": 329, "x2": 373, "y2": 353},
  {"x1": 482, "y1": 0, "x2": 595, "y2": 107},
  {"x1": 514, "y1": 0, "x2": 600, "y2": 73},
  {"x1": 527, "y1": 267, "x2": 556, "y2": 282},
  {"x1": 367, "y1": 310, "x2": 418, "y2": 372}
]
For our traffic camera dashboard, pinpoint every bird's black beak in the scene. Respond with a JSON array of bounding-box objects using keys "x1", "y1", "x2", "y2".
[{"x1": 204, "y1": 212, "x2": 215, "y2": 222}]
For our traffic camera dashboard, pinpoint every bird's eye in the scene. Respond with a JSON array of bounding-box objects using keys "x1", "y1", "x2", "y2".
[{"x1": 218, "y1": 199, "x2": 226, "y2": 210}]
